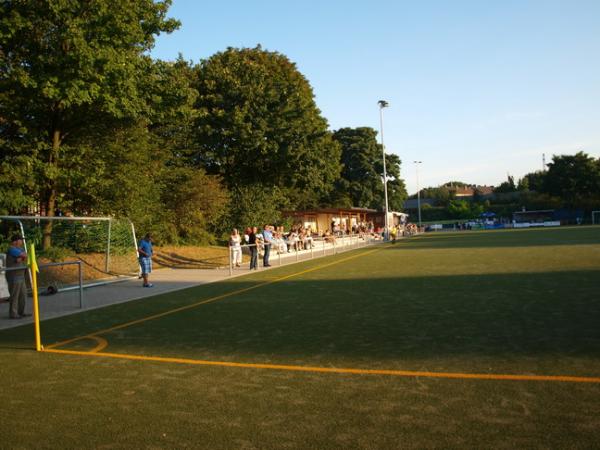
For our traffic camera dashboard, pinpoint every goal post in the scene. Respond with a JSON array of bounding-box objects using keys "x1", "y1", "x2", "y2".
[
  {"x1": 0, "y1": 216, "x2": 139, "y2": 290},
  {"x1": 592, "y1": 211, "x2": 600, "y2": 225}
]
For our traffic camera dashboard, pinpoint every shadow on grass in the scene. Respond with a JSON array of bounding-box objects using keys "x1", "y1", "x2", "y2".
[
  {"x1": 3, "y1": 269, "x2": 598, "y2": 364},
  {"x1": 398, "y1": 226, "x2": 600, "y2": 249}
]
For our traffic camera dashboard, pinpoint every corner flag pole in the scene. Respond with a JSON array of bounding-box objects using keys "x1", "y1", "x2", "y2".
[{"x1": 28, "y1": 244, "x2": 42, "y2": 351}]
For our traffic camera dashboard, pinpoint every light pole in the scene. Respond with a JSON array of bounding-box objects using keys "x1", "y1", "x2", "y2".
[
  {"x1": 414, "y1": 161, "x2": 422, "y2": 228},
  {"x1": 378, "y1": 100, "x2": 390, "y2": 241}
]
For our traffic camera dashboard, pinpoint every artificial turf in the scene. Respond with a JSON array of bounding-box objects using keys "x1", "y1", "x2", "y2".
[{"x1": 1, "y1": 226, "x2": 599, "y2": 448}]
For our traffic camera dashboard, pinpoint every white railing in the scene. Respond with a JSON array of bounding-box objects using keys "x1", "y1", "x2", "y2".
[{"x1": 227, "y1": 233, "x2": 380, "y2": 276}]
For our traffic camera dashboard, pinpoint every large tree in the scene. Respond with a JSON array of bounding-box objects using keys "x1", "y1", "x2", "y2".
[
  {"x1": 329, "y1": 127, "x2": 407, "y2": 211},
  {"x1": 192, "y1": 46, "x2": 341, "y2": 211},
  {"x1": 0, "y1": 0, "x2": 179, "y2": 247},
  {"x1": 541, "y1": 152, "x2": 600, "y2": 204}
]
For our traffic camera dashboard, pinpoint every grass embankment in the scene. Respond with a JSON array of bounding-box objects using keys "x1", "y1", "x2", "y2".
[
  {"x1": 38, "y1": 246, "x2": 228, "y2": 288},
  {"x1": 1, "y1": 227, "x2": 599, "y2": 448}
]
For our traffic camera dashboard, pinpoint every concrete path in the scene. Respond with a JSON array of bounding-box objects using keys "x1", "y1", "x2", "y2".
[{"x1": 0, "y1": 237, "x2": 380, "y2": 330}]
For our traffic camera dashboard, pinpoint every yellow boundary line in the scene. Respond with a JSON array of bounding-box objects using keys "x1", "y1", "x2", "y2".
[
  {"x1": 46, "y1": 247, "x2": 381, "y2": 350},
  {"x1": 43, "y1": 348, "x2": 600, "y2": 384},
  {"x1": 41, "y1": 244, "x2": 600, "y2": 384},
  {"x1": 88, "y1": 336, "x2": 108, "y2": 353}
]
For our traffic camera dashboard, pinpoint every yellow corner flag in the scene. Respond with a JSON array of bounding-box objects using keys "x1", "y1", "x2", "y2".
[
  {"x1": 28, "y1": 243, "x2": 39, "y2": 273},
  {"x1": 28, "y1": 243, "x2": 42, "y2": 351}
]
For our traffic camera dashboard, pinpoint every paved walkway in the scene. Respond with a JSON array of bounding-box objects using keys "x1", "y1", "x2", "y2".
[{"x1": 0, "y1": 237, "x2": 380, "y2": 330}]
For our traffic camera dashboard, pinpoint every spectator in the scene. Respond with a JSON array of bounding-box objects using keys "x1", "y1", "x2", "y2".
[
  {"x1": 275, "y1": 231, "x2": 288, "y2": 254},
  {"x1": 229, "y1": 229, "x2": 242, "y2": 267},
  {"x1": 138, "y1": 233, "x2": 154, "y2": 287},
  {"x1": 6, "y1": 235, "x2": 29, "y2": 319},
  {"x1": 262, "y1": 224, "x2": 273, "y2": 267},
  {"x1": 248, "y1": 227, "x2": 258, "y2": 270},
  {"x1": 288, "y1": 228, "x2": 299, "y2": 251}
]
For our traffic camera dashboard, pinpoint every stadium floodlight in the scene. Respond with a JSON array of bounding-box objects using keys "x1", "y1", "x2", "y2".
[
  {"x1": 378, "y1": 100, "x2": 390, "y2": 241},
  {"x1": 414, "y1": 161, "x2": 423, "y2": 228}
]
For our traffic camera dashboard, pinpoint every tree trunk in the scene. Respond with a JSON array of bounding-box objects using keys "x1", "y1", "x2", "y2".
[{"x1": 42, "y1": 129, "x2": 61, "y2": 250}]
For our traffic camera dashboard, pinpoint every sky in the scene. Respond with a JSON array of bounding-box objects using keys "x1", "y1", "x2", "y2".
[{"x1": 150, "y1": 0, "x2": 600, "y2": 194}]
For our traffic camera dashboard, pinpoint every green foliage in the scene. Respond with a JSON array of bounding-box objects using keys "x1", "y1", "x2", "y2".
[
  {"x1": 1, "y1": 10, "x2": 417, "y2": 244},
  {"x1": 330, "y1": 127, "x2": 382, "y2": 208},
  {"x1": 329, "y1": 127, "x2": 407, "y2": 210},
  {"x1": 517, "y1": 176, "x2": 529, "y2": 191},
  {"x1": 0, "y1": 0, "x2": 181, "y2": 243},
  {"x1": 447, "y1": 200, "x2": 473, "y2": 219},
  {"x1": 494, "y1": 175, "x2": 517, "y2": 194},
  {"x1": 192, "y1": 46, "x2": 342, "y2": 208},
  {"x1": 419, "y1": 199, "x2": 485, "y2": 221},
  {"x1": 160, "y1": 167, "x2": 229, "y2": 245},
  {"x1": 443, "y1": 181, "x2": 469, "y2": 188},
  {"x1": 541, "y1": 152, "x2": 600, "y2": 205},
  {"x1": 412, "y1": 185, "x2": 454, "y2": 206},
  {"x1": 223, "y1": 184, "x2": 291, "y2": 232},
  {"x1": 522, "y1": 171, "x2": 546, "y2": 191},
  {"x1": 39, "y1": 246, "x2": 73, "y2": 262}
]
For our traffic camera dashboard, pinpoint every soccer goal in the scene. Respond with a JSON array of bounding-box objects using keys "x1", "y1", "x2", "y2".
[
  {"x1": 593, "y1": 211, "x2": 600, "y2": 225},
  {"x1": 0, "y1": 216, "x2": 139, "y2": 289}
]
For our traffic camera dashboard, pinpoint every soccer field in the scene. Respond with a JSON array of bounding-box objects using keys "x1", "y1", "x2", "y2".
[{"x1": 1, "y1": 227, "x2": 600, "y2": 448}]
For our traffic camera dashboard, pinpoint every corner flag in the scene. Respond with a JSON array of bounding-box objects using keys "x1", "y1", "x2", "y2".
[{"x1": 28, "y1": 243, "x2": 42, "y2": 351}]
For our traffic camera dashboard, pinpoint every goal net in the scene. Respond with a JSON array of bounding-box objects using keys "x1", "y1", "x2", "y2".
[
  {"x1": 593, "y1": 211, "x2": 600, "y2": 225},
  {"x1": 0, "y1": 216, "x2": 139, "y2": 291}
]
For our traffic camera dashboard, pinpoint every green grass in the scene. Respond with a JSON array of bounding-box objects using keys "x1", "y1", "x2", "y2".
[{"x1": 1, "y1": 226, "x2": 600, "y2": 448}]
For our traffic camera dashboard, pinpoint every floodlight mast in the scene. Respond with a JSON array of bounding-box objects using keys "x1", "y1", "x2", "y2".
[
  {"x1": 414, "y1": 161, "x2": 423, "y2": 228},
  {"x1": 378, "y1": 100, "x2": 390, "y2": 241}
]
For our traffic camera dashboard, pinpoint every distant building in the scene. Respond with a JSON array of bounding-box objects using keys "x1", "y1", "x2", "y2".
[
  {"x1": 283, "y1": 207, "x2": 409, "y2": 234},
  {"x1": 283, "y1": 207, "x2": 376, "y2": 234},
  {"x1": 403, "y1": 198, "x2": 436, "y2": 209},
  {"x1": 367, "y1": 211, "x2": 409, "y2": 229},
  {"x1": 445, "y1": 184, "x2": 494, "y2": 197}
]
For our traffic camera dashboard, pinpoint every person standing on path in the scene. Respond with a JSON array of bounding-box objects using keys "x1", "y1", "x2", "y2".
[
  {"x1": 138, "y1": 233, "x2": 154, "y2": 287},
  {"x1": 248, "y1": 227, "x2": 258, "y2": 270},
  {"x1": 6, "y1": 235, "x2": 29, "y2": 319},
  {"x1": 262, "y1": 224, "x2": 273, "y2": 267},
  {"x1": 229, "y1": 229, "x2": 242, "y2": 267}
]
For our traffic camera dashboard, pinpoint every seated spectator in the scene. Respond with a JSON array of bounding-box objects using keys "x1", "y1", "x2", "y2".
[
  {"x1": 274, "y1": 231, "x2": 288, "y2": 254},
  {"x1": 323, "y1": 230, "x2": 336, "y2": 244},
  {"x1": 288, "y1": 229, "x2": 299, "y2": 251},
  {"x1": 302, "y1": 229, "x2": 314, "y2": 248}
]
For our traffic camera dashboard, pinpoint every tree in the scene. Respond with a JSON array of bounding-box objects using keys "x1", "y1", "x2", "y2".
[
  {"x1": 494, "y1": 175, "x2": 517, "y2": 194},
  {"x1": 447, "y1": 199, "x2": 483, "y2": 219},
  {"x1": 517, "y1": 176, "x2": 529, "y2": 191},
  {"x1": 159, "y1": 167, "x2": 229, "y2": 244},
  {"x1": 330, "y1": 127, "x2": 381, "y2": 208},
  {"x1": 224, "y1": 184, "x2": 291, "y2": 234},
  {"x1": 384, "y1": 153, "x2": 408, "y2": 211},
  {"x1": 192, "y1": 46, "x2": 341, "y2": 210},
  {"x1": 541, "y1": 152, "x2": 600, "y2": 204},
  {"x1": 520, "y1": 171, "x2": 546, "y2": 192},
  {"x1": 329, "y1": 127, "x2": 407, "y2": 210},
  {"x1": 0, "y1": 0, "x2": 179, "y2": 247}
]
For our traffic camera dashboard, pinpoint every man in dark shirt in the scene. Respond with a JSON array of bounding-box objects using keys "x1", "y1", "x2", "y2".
[{"x1": 248, "y1": 227, "x2": 258, "y2": 270}]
